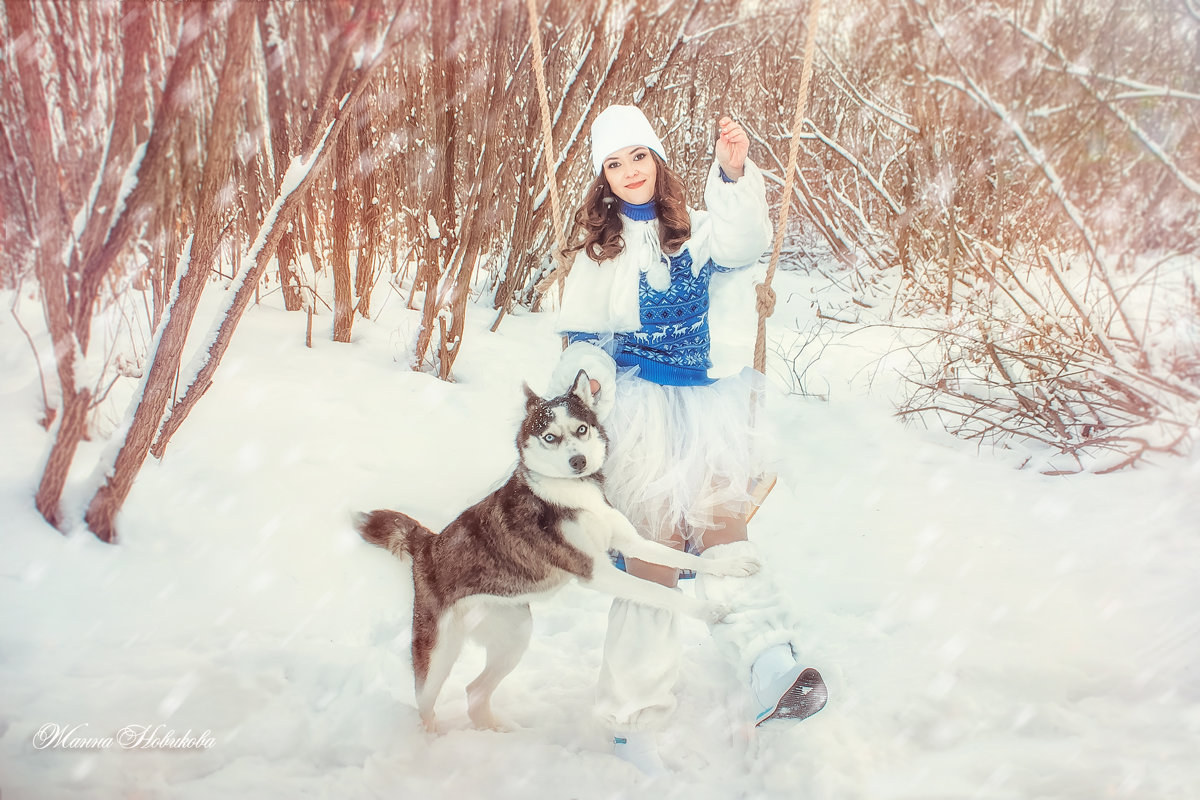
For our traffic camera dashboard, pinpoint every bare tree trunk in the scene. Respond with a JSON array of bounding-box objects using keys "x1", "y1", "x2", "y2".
[
  {"x1": 85, "y1": 3, "x2": 256, "y2": 543},
  {"x1": 354, "y1": 96, "x2": 380, "y2": 319},
  {"x1": 331, "y1": 84, "x2": 356, "y2": 343},
  {"x1": 241, "y1": 79, "x2": 268, "y2": 253},
  {"x1": 490, "y1": 220, "x2": 532, "y2": 330},
  {"x1": 437, "y1": 244, "x2": 480, "y2": 381},
  {"x1": 258, "y1": 3, "x2": 304, "y2": 312},
  {"x1": 153, "y1": 116, "x2": 199, "y2": 329},
  {"x1": 72, "y1": 0, "x2": 152, "y2": 286},
  {"x1": 11, "y1": 0, "x2": 93, "y2": 528},
  {"x1": 301, "y1": 202, "x2": 325, "y2": 281},
  {"x1": 412, "y1": 0, "x2": 460, "y2": 371}
]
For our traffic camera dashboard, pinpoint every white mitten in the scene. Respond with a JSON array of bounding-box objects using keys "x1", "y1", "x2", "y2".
[{"x1": 547, "y1": 341, "x2": 618, "y2": 421}]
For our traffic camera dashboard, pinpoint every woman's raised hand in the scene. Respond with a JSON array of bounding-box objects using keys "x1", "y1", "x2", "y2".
[{"x1": 715, "y1": 116, "x2": 748, "y2": 180}]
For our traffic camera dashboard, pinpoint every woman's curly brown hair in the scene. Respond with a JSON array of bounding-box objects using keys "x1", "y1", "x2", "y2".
[{"x1": 563, "y1": 152, "x2": 691, "y2": 264}]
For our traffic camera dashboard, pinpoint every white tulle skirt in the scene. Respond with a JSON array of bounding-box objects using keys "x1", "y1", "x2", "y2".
[{"x1": 602, "y1": 366, "x2": 772, "y2": 546}]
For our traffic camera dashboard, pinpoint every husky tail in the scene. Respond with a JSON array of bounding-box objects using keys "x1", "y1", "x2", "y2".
[{"x1": 356, "y1": 509, "x2": 435, "y2": 559}]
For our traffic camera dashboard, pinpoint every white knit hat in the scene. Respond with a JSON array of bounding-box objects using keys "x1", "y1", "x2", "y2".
[{"x1": 590, "y1": 105, "x2": 667, "y2": 174}]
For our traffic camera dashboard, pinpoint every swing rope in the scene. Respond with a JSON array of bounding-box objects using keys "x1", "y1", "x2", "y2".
[
  {"x1": 744, "y1": 0, "x2": 822, "y2": 523},
  {"x1": 753, "y1": 0, "x2": 823, "y2": 375},
  {"x1": 524, "y1": 0, "x2": 570, "y2": 305}
]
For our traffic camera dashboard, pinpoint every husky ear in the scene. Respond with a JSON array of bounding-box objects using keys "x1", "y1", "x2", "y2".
[
  {"x1": 523, "y1": 382, "x2": 542, "y2": 412},
  {"x1": 570, "y1": 369, "x2": 595, "y2": 408}
]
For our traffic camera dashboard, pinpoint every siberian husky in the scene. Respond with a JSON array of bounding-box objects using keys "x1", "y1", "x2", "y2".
[{"x1": 357, "y1": 370, "x2": 760, "y2": 732}]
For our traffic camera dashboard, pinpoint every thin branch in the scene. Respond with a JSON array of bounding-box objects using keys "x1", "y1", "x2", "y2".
[{"x1": 9, "y1": 285, "x2": 55, "y2": 428}]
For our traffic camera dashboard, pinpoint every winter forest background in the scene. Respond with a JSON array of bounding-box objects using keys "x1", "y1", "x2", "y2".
[{"x1": 3, "y1": 0, "x2": 1198, "y2": 544}]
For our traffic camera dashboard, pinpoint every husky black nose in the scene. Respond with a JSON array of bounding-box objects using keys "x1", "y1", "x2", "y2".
[{"x1": 569, "y1": 455, "x2": 587, "y2": 473}]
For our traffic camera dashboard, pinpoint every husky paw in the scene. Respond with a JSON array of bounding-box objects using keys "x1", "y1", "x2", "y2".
[
  {"x1": 712, "y1": 555, "x2": 762, "y2": 577},
  {"x1": 469, "y1": 710, "x2": 515, "y2": 732},
  {"x1": 473, "y1": 717, "x2": 516, "y2": 733},
  {"x1": 704, "y1": 603, "x2": 736, "y2": 624}
]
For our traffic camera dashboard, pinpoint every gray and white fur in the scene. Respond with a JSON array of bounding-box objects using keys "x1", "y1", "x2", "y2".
[{"x1": 356, "y1": 370, "x2": 760, "y2": 732}]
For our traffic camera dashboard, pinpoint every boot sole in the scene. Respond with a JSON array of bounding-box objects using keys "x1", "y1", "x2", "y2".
[{"x1": 756, "y1": 668, "x2": 828, "y2": 725}]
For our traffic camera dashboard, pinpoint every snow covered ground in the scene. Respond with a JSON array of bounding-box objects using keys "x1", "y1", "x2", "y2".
[{"x1": 1, "y1": 265, "x2": 1198, "y2": 799}]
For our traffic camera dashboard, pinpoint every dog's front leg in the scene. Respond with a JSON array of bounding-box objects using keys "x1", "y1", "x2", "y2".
[
  {"x1": 582, "y1": 559, "x2": 727, "y2": 623},
  {"x1": 602, "y1": 509, "x2": 762, "y2": 578}
]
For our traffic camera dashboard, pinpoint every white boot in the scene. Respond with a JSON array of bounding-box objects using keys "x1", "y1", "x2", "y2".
[
  {"x1": 596, "y1": 598, "x2": 680, "y2": 773},
  {"x1": 751, "y1": 643, "x2": 803, "y2": 710},
  {"x1": 697, "y1": 541, "x2": 827, "y2": 724}
]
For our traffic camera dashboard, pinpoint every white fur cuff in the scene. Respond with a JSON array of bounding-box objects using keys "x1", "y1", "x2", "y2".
[
  {"x1": 702, "y1": 158, "x2": 773, "y2": 269},
  {"x1": 699, "y1": 541, "x2": 804, "y2": 683}
]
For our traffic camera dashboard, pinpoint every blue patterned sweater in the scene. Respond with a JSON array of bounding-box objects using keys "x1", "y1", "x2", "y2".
[{"x1": 566, "y1": 199, "x2": 735, "y2": 387}]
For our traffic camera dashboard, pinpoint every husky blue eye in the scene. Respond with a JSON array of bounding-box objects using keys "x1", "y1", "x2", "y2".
[
  {"x1": 543, "y1": 433, "x2": 557, "y2": 443},
  {"x1": 576, "y1": 425, "x2": 588, "y2": 435}
]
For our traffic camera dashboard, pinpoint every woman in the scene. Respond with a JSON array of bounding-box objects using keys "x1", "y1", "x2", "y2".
[{"x1": 548, "y1": 104, "x2": 826, "y2": 773}]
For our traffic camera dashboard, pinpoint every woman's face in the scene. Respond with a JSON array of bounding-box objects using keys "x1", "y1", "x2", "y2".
[{"x1": 602, "y1": 145, "x2": 657, "y2": 206}]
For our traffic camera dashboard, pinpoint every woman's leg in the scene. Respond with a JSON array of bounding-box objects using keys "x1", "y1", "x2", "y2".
[
  {"x1": 699, "y1": 512, "x2": 748, "y2": 550},
  {"x1": 695, "y1": 504, "x2": 827, "y2": 725}
]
